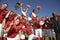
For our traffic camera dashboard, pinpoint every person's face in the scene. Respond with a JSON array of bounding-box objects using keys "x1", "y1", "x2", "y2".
[
  {"x1": 46, "y1": 16, "x2": 50, "y2": 21},
  {"x1": 52, "y1": 13, "x2": 57, "y2": 17},
  {"x1": 15, "y1": 19, "x2": 20, "y2": 25},
  {"x1": 2, "y1": 4, "x2": 8, "y2": 9},
  {"x1": 10, "y1": 12, "x2": 13, "y2": 15},
  {"x1": 46, "y1": 16, "x2": 49, "y2": 19}
]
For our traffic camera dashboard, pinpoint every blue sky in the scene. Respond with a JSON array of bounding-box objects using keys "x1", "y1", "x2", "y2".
[{"x1": 0, "y1": 0, "x2": 60, "y2": 18}]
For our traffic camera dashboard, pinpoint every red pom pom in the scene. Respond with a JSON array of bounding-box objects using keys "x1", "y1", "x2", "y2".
[
  {"x1": 27, "y1": 4, "x2": 30, "y2": 8},
  {"x1": 20, "y1": 3, "x2": 23, "y2": 7},
  {"x1": 37, "y1": 5, "x2": 41, "y2": 10}
]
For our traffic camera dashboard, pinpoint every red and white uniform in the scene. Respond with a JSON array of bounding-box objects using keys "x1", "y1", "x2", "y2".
[
  {"x1": 44, "y1": 20, "x2": 53, "y2": 37},
  {"x1": 0, "y1": 7, "x2": 8, "y2": 23},
  {"x1": 20, "y1": 6, "x2": 28, "y2": 16},
  {"x1": 20, "y1": 18, "x2": 26, "y2": 40},
  {"x1": 4, "y1": 21, "x2": 23, "y2": 40},
  {"x1": 22, "y1": 10, "x2": 27, "y2": 16},
  {"x1": 3, "y1": 13, "x2": 17, "y2": 39},
  {"x1": 0, "y1": 7, "x2": 8, "y2": 37},
  {"x1": 32, "y1": 19, "x2": 44, "y2": 40},
  {"x1": 20, "y1": 25, "x2": 25, "y2": 40},
  {"x1": 45, "y1": 20, "x2": 52, "y2": 29},
  {"x1": 6, "y1": 13, "x2": 17, "y2": 21},
  {"x1": 22, "y1": 23, "x2": 35, "y2": 40},
  {"x1": 27, "y1": 24, "x2": 35, "y2": 40},
  {"x1": 20, "y1": 18, "x2": 26, "y2": 25},
  {"x1": 30, "y1": 9, "x2": 37, "y2": 18},
  {"x1": 31, "y1": 12, "x2": 37, "y2": 17}
]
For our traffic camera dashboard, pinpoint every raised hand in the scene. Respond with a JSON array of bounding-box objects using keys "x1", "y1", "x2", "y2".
[
  {"x1": 26, "y1": 4, "x2": 30, "y2": 8},
  {"x1": 20, "y1": 3, "x2": 23, "y2": 7}
]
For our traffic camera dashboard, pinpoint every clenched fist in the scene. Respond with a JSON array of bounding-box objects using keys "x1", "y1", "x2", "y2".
[{"x1": 26, "y1": 4, "x2": 30, "y2": 8}]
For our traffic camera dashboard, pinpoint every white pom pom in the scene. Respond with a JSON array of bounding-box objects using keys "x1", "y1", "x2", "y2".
[
  {"x1": 22, "y1": 26, "x2": 25, "y2": 28},
  {"x1": 20, "y1": 34, "x2": 25, "y2": 39},
  {"x1": 28, "y1": 17, "x2": 32, "y2": 21},
  {"x1": 39, "y1": 21, "x2": 44, "y2": 25}
]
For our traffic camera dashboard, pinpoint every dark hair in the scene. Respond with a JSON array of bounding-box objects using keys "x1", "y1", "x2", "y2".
[
  {"x1": 52, "y1": 12, "x2": 57, "y2": 17},
  {"x1": 32, "y1": 9, "x2": 36, "y2": 12}
]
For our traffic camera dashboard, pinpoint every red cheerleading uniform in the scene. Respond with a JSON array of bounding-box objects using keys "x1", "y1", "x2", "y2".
[{"x1": 0, "y1": 7, "x2": 8, "y2": 23}]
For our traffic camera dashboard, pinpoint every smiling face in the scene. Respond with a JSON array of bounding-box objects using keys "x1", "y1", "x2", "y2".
[
  {"x1": 45, "y1": 16, "x2": 50, "y2": 21},
  {"x1": 15, "y1": 19, "x2": 20, "y2": 25}
]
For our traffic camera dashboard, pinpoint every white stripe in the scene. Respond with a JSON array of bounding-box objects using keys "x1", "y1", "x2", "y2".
[
  {"x1": 22, "y1": 11, "x2": 26, "y2": 16},
  {"x1": 20, "y1": 34, "x2": 25, "y2": 39},
  {"x1": 32, "y1": 12, "x2": 36, "y2": 17},
  {"x1": 7, "y1": 34, "x2": 19, "y2": 40}
]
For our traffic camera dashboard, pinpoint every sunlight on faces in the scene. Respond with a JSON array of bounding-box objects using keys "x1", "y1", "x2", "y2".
[
  {"x1": 46, "y1": 16, "x2": 49, "y2": 19},
  {"x1": 2, "y1": 4, "x2": 8, "y2": 9},
  {"x1": 15, "y1": 19, "x2": 20, "y2": 25}
]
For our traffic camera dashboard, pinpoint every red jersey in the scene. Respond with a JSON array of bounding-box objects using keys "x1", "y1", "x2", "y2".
[
  {"x1": 21, "y1": 18, "x2": 26, "y2": 24},
  {"x1": 4, "y1": 21, "x2": 23, "y2": 38},
  {"x1": 32, "y1": 19, "x2": 40, "y2": 29},
  {"x1": 22, "y1": 24, "x2": 33, "y2": 35},
  {"x1": 6, "y1": 13, "x2": 17, "y2": 22},
  {"x1": 45, "y1": 20, "x2": 52, "y2": 29},
  {"x1": 26, "y1": 24, "x2": 33, "y2": 35},
  {"x1": 0, "y1": 7, "x2": 8, "y2": 23},
  {"x1": 3, "y1": 21, "x2": 12, "y2": 29}
]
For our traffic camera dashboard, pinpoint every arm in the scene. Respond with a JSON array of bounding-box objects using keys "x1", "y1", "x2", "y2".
[
  {"x1": 20, "y1": 7, "x2": 23, "y2": 12},
  {"x1": 4, "y1": 25, "x2": 11, "y2": 33},
  {"x1": 26, "y1": 4, "x2": 30, "y2": 13},
  {"x1": 20, "y1": 3, "x2": 23, "y2": 12},
  {"x1": 25, "y1": 8, "x2": 28, "y2": 13},
  {"x1": 4, "y1": 21, "x2": 13, "y2": 33},
  {"x1": 2, "y1": 18, "x2": 6, "y2": 28},
  {"x1": 5, "y1": 11, "x2": 11, "y2": 18},
  {"x1": 2, "y1": 11, "x2": 11, "y2": 28},
  {"x1": 14, "y1": 24, "x2": 23, "y2": 32}
]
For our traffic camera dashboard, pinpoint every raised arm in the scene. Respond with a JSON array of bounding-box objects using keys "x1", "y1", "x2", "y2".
[
  {"x1": 5, "y1": 11, "x2": 11, "y2": 18},
  {"x1": 4, "y1": 21, "x2": 13, "y2": 33},
  {"x1": 26, "y1": 4, "x2": 30, "y2": 13},
  {"x1": 2, "y1": 11, "x2": 11, "y2": 27},
  {"x1": 20, "y1": 7, "x2": 23, "y2": 12},
  {"x1": 2, "y1": 18, "x2": 6, "y2": 27},
  {"x1": 20, "y1": 3, "x2": 23, "y2": 12}
]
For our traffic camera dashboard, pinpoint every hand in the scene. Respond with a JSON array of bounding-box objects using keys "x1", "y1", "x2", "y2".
[
  {"x1": 10, "y1": 21, "x2": 13, "y2": 26},
  {"x1": 26, "y1": 4, "x2": 30, "y2": 8},
  {"x1": 20, "y1": 3, "x2": 23, "y2": 7}
]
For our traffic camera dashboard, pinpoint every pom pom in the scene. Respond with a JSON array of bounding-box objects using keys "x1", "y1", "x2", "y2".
[
  {"x1": 39, "y1": 21, "x2": 44, "y2": 25},
  {"x1": 37, "y1": 5, "x2": 41, "y2": 10}
]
